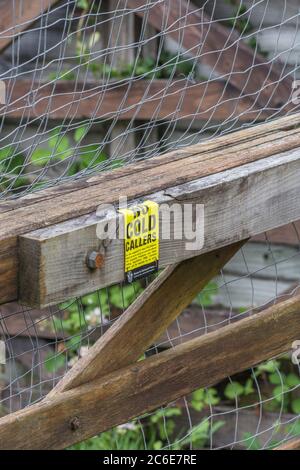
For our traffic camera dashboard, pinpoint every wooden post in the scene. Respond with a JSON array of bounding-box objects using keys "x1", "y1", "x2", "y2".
[{"x1": 106, "y1": 0, "x2": 136, "y2": 162}]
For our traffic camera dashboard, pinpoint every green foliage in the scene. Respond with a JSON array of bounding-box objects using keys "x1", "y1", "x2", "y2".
[
  {"x1": 46, "y1": 282, "x2": 144, "y2": 373},
  {"x1": 76, "y1": 0, "x2": 90, "y2": 9},
  {"x1": 29, "y1": 125, "x2": 110, "y2": 176},
  {"x1": 45, "y1": 335, "x2": 82, "y2": 373},
  {"x1": 74, "y1": 52, "x2": 197, "y2": 81},
  {"x1": 177, "y1": 420, "x2": 225, "y2": 450},
  {"x1": 225, "y1": 2, "x2": 252, "y2": 34},
  {"x1": 224, "y1": 381, "x2": 245, "y2": 400},
  {"x1": 243, "y1": 419, "x2": 300, "y2": 450},
  {"x1": 242, "y1": 432, "x2": 262, "y2": 451},
  {"x1": 224, "y1": 0, "x2": 267, "y2": 54}
]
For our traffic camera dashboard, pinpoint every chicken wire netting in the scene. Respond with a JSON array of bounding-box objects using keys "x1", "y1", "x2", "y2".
[
  {"x1": 1, "y1": 0, "x2": 300, "y2": 451},
  {"x1": 0, "y1": 0, "x2": 299, "y2": 198},
  {"x1": 1, "y1": 224, "x2": 300, "y2": 450}
]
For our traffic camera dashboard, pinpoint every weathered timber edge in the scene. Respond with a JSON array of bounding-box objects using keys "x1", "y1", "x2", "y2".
[{"x1": 0, "y1": 113, "x2": 298, "y2": 305}]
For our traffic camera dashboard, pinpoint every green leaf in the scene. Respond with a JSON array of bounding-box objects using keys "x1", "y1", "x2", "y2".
[
  {"x1": 49, "y1": 134, "x2": 69, "y2": 153},
  {"x1": 255, "y1": 360, "x2": 280, "y2": 376},
  {"x1": 243, "y1": 432, "x2": 261, "y2": 450},
  {"x1": 66, "y1": 336, "x2": 81, "y2": 352},
  {"x1": 0, "y1": 146, "x2": 13, "y2": 160},
  {"x1": 31, "y1": 148, "x2": 52, "y2": 166},
  {"x1": 109, "y1": 283, "x2": 142, "y2": 310},
  {"x1": 224, "y1": 381, "x2": 244, "y2": 400},
  {"x1": 205, "y1": 388, "x2": 220, "y2": 406},
  {"x1": 45, "y1": 352, "x2": 66, "y2": 372},
  {"x1": 76, "y1": 0, "x2": 89, "y2": 9},
  {"x1": 79, "y1": 145, "x2": 107, "y2": 169},
  {"x1": 244, "y1": 378, "x2": 255, "y2": 395},
  {"x1": 269, "y1": 372, "x2": 283, "y2": 385},
  {"x1": 286, "y1": 373, "x2": 300, "y2": 388},
  {"x1": 292, "y1": 398, "x2": 300, "y2": 414},
  {"x1": 272, "y1": 384, "x2": 289, "y2": 403},
  {"x1": 153, "y1": 441, "x2": 163, "y2": 450},
  {"x1": 74, "y1": 125, "x2": 89, "y2": 143}
]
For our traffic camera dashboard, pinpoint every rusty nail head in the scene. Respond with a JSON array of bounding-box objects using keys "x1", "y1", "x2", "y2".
[{"x1": 87, "y1": 251, "x2": 105, "y2": 270}]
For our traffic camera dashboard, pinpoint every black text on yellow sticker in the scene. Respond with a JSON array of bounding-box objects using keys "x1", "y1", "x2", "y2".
[{"x1": 119, "y1": 200, "x2": 159, "y2": 283}]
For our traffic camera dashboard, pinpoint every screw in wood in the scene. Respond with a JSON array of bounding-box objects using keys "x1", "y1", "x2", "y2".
[{"x1": 86, "y1": 250, "x2": 105, "y2": 270}]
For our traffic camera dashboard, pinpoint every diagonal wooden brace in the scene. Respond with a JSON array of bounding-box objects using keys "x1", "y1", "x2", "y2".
[{"x1": 48, "y1": 241, "x2": 245, "y2": 396}]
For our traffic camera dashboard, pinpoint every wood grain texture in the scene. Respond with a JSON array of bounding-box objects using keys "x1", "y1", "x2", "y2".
[
  {"x1": 126, "y1": 0, "x2": 293, "y2": 111},
  {"x1": 0, "y1": 0, "x2": 59, "y2": 52},
  {"x1": 0, "y1": 112, "x2": 299, "y2": 305},
  {"x1": 1, "y1": 111, "x2": 300, "y2": 214},
  {"x1": 48, "y1": 242, "x2": 243, "y2": 395},
  {"x1": 0, "y1": 79, "x2": 264, "y2": 121},
  {"x1": 19, "y1": 148, "x2": 300, "y2": 307},
  {"x1": 1, "y1": 294, "x2": 300, "y2": 449}
]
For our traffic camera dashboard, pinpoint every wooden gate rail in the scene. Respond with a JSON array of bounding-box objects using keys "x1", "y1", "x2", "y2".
[
  {"x1": 0, "y1": 292, "x2": 299, "y2": 449},
  {"x1": 19, "y1": 117, "x2": 300, "y2": 307}
]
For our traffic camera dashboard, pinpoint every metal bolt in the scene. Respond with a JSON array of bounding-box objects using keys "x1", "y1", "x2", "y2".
[
  {"x1": 86, "y1": 250, "x2": 105, "y2": 270},
  {"x1": 70, "y1": 416, "x2": 80, "y2": 431}
]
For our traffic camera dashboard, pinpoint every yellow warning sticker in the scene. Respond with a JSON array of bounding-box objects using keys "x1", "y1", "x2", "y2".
[{"x1": 119, "y1": 200, "x2": 159, "y2": 283}]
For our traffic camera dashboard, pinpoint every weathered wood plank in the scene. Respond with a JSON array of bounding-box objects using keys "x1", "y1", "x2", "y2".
[
  {"x1": 106, "y1": 1, "x2": 137, "y2": 160},
  {"x1": 19, "y1": 147, "x2": 300, "y2": 307},
  {"x1": 0, "y1": 113, "x2": 298, "y2": 305},
  {"x1": 1, "y1": 294, "x2": 300, "y2": 449},
  {"x1": 275, "y1": 438, "x2": 300, "y2": 450},
  {"x1": 48, "y1": 242, "x2": 243, "y2": 394},
  {"x1": 0, "y1": 0, "x2": 59, "y2": 52},
  {"x1": 126, "y1": 0, "x2": 293, "y2": 111},
  {"x1": 0, "y1": 79, "x2": 262, "y2": 122}
]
